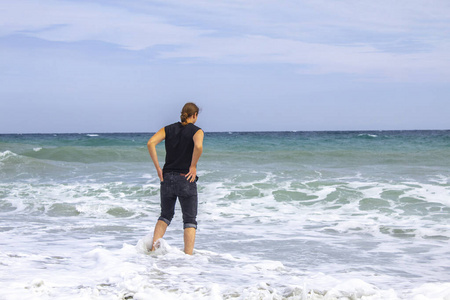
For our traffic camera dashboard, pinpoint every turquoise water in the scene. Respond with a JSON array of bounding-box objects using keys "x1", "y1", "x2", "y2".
[{"x1": 1, "y1": 131, "x2": 449, "y2": 299}]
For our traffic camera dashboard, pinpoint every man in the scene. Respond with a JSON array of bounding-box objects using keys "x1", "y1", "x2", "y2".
[{"x1": 147, "y1": 103, "x2": 204, "y2": 255}]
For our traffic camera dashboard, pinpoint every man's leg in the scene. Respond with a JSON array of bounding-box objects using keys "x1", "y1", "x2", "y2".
[
  {"x1": 184, "y1": 227, "x2": 196, "y2": 255},
  {"x1": 153, "y1": 176, "x2": 176, "y2": 251},
  {"x1": 179, "y1": 195, "x2": 198, "y2": 255},
  {"x1": 151, "y1": 220, "x2": 168, "y2": 251},
  {"x1": 178, "y1": 176, "x2": 198, "y2": 255}
]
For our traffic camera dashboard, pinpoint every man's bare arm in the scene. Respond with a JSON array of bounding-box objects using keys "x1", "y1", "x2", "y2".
[
  {"x1": 186, "y1": 130, "x2": 204, "y2": 182},
  {"x1": 147, "y1": 128, "x2": 165, "y2": 181}
]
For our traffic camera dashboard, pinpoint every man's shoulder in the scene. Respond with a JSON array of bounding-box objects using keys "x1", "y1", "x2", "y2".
[
  {"x1": 165, "y1": 122, "x2": 182, "y2": 132},
  {"x1": 181, "y1": 122, "x2": 199, "y2": 131},
  {"x1": 166, "y1": 122, "x2": 182, "y2": 128}
]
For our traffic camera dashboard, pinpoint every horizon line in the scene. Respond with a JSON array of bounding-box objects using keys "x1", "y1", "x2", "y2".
[{"x1": 1, "y1": 129, "x2": 449, "y2": 135}]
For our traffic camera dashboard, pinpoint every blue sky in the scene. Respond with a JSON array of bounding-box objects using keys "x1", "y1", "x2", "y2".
[{"x1": 1, "y1": 0, "x2": 449, "y2": 133}]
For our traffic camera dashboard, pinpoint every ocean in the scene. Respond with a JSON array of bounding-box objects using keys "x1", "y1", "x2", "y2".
[{"x1": 0, "y1": 131, "x2": 449, "y2": 299}]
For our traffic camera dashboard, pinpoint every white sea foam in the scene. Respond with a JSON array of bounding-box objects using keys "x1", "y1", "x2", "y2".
[
  {"x1": 402, "y1": 182, "x2": 450, "y2": 207},
  {"x1": 0, "y1": 150, "x2": 17, "y2": 159},
  {"x1": 429, "y1": 175, "x2": 449, "y2": 185},
  {"x1": 5, "y1": 236, "x2": 446, "y2": 299},
  {"x1": 410, "y1": 282, "x2": 450, "y2": 300},
  {"x1": 358, "y1": 133, "x2": 378, "y2": 138}
]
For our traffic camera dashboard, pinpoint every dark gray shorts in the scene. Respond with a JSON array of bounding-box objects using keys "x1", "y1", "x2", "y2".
[{"x1": 158, "y1": 172, "x2": 198, "y2": 229}]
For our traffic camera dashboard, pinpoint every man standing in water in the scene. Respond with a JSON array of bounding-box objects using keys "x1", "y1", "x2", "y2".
[{"x1": 147, "y1": 103, "x2": 204, "y2": 255}]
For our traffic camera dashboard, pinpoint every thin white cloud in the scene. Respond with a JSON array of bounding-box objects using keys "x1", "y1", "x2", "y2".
[
  {"x1": 158, "y1": 34, "x2": 450, "y2": 81},
  {"x1": 1, "y1": 0, "x2": 449, "y2": 81},
  {"x1": 0, "y1": 0, "x2": 208, "y2": 50}
]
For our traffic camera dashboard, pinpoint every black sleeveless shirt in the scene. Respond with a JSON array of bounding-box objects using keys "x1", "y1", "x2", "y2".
[{"x1": 163, "y1": 122, "x2": 201, "y2": 174}]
